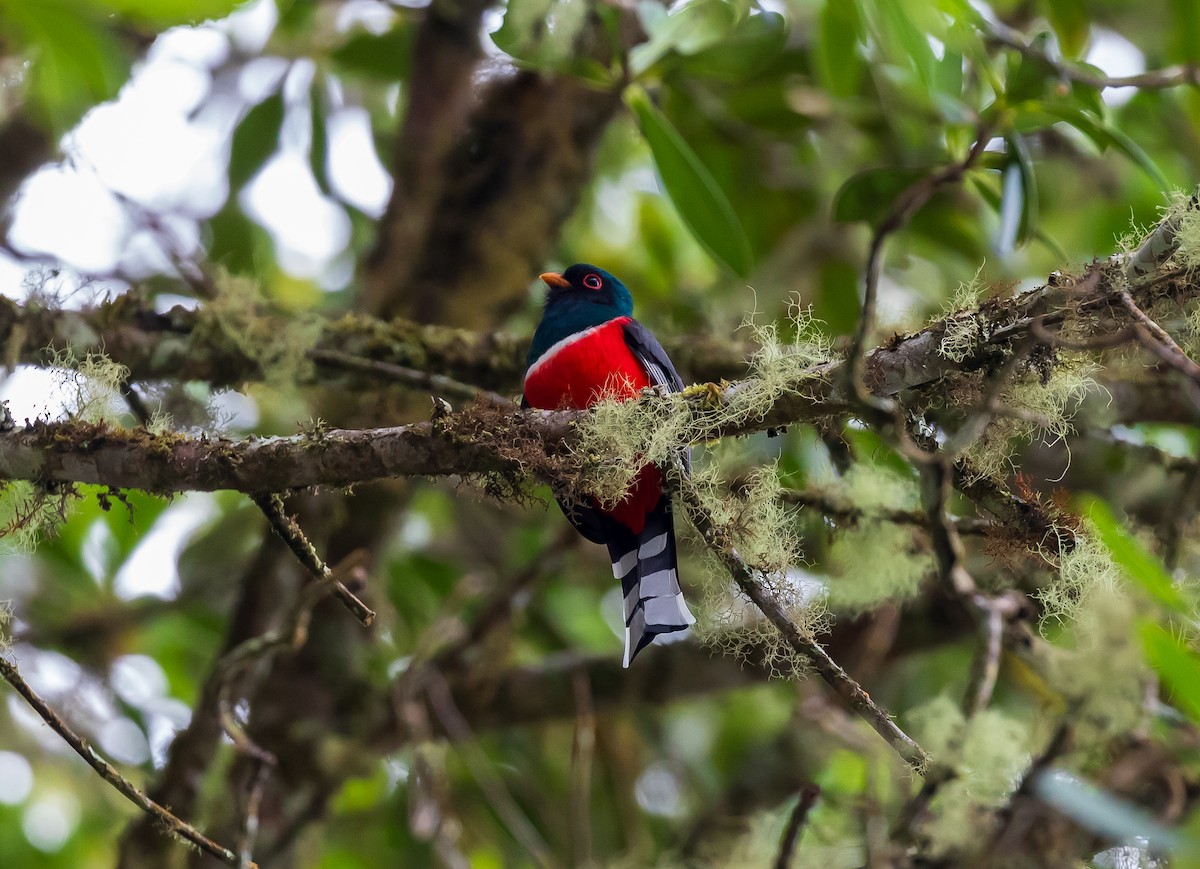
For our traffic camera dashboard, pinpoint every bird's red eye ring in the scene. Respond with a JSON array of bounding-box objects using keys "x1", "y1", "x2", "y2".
[{"x1": 582, "y1": 273, "x2": 603, "y2": 291}]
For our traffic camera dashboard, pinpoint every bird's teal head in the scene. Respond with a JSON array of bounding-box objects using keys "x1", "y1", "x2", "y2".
[{"x1": 527, "y1": 264, "x2": 634, "y2": 366}]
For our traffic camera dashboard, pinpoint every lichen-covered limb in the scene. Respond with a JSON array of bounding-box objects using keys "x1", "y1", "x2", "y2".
[
  {"x1": 1, "y1": 243, "x2": 1192, "y2": 411},
  {"x1": 0, "y1": 654, "x2": 249, "y2": 867},
  {"x1": 0, "y1": 415, "x2": 572, "y2": 492},
  {"x1": 0, "y1": 295, "x2": 748, "y2": 391},
  {"x1": 679, "y1": 483, "x2": 933, "y2": 772}
]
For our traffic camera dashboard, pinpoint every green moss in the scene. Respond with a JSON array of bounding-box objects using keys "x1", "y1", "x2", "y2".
[{"x1": 196, "y1": 270, "x2": 320, "y2": 386}]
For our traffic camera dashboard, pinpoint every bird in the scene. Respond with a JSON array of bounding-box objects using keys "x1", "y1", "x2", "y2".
[{"x1": 523, "y1": 263, "x2": 695, "y2": 666}]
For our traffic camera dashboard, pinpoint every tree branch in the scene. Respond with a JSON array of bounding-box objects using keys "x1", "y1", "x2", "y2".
[
  {"x1": 0, "y1": 652, "x2": 248, "y2": 867},
  {"x1": 680, "y1": 483, "x2": 932, "y2": 771}
]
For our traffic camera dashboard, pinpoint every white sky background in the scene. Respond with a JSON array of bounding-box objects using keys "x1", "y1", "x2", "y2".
[{"x1": 0, "y1": 0, "x2": 1151, "y2": 849}]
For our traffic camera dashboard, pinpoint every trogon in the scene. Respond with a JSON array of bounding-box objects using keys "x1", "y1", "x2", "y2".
[{"x1": 523, "y1": 263, "x2": 695, "y2": 666}]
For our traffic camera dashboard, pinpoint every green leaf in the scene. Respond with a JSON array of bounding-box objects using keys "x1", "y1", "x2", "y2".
[
  {"x1": 1004, "y1": 32, "x2": 1058, "y2": 103},
  {"x1": 680, "y1": 11, "x2": 787, "y2": 82},
  {"x1": 1034, "y1": 764, "x2": 1181, "y2": 851},
  {"x1": 81, "y1": 0, "x2": 244, "y2": 24},
  {"x1": 1036, "y1": 102, "x2": 1170, "y2": 190},
  {"x1": 869, "y1": 0, "x2": 936, "y2": 91},
  {"x1": 630, "y1": 0, "x2": 738, "y2": 77},
  {"x1": 1142, "y1": 622, "x2": 1200, "y2": 725},
  {"x1": 228, "y1": 91, "x2": 285, "y2": 192},
  {"x1": 998, "y1": 134, "x2": 1037, "y2": 251},
  {"x1": 206, "y1": 206, "x2": 266, "y2": 273},
  {"x1": 1170, "y1": 0, "x2": 1200, "y2": 64},
  {"x1": 815, "y1": 0, "x2": 864, "y2": 99},
  {"x1": 330, "y1": 25, "x2": 413, "y2": 80},
  {"x1": 970, "y1": 171, "x2": 1067, "y2": 261},
  {"x1": 832, "y1": 166, "x2": 929, "y2": 225},
  {"x1": 816, "y1": 260, "x2": 862, "y2": 336},
  {"x1": 1082, "y1": 497, "x2": 1188, "y2": 613},
  {"x1": 1042, "y1": 0, "x2": 1090, "y2": 58},
  {"x1": 0, "y1": 0, "x2": 130, "y2": 132},
  {"x1": 627, "y1": 87, "x2": 754, "y2": 277},
  {"x1": 492, "y1": 0, "x2": 605, "y2": 78}
]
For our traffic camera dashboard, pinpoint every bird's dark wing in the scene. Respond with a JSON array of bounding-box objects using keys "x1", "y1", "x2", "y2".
[
  {"x1": 623, "y1": 319, "x2": 691, "y2": 474},
  {"x1": 521, "y1": 390, "x2": 605, "y2": 540},
  {"x1": 553, "y1": 491, "x2": 607, "y2": 544},
  {"x1": 622, "y1": 319, "x2": 685, "y2": 393}
]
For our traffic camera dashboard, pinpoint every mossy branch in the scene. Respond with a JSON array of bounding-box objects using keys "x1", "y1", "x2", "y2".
[
  {"x1": 0, "y1": 295, "x2": 747, "y2": 393},
  {"x1": 679, "y1": 481, "x2": 933, "y2": 772},
  {"x1": 2, "y1": 216, "x2": 1192, "y2": 415}
]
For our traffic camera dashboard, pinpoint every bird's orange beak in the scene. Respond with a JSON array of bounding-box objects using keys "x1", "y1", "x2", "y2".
[{"x1": 540, "y1": 271, "x2": 570, "y2": 289}]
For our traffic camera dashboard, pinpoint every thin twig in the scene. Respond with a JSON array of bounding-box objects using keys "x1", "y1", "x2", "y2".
[
  {"x1": 920, "y1": 458, "x2": 1024, "y2": 717},
  {"x1": 962, "y1": 597, "x2": 1006, "y2": 717},
  {"x1": 680, "y1": 483, "x2": 932, "y2": 771},
  {"x1": 1120, "y1": 290, "x2": 1200, "y2": 375},
  {"x1": 309, "y1": 348, "x2": 514, "y2": 406},
  {"x1": 889, "y1": 766, "x2": 957, "y2": 846},
  {"x1": 780, "y1": 487, "x2": 994, "y2": 535},
  {"x1": 846, "y1": 124, "x2": 993, "y2": 412},
  {"x1": 0, "y1": 654, "x2": 250, "y2": 867},
  {"x1": 253, "y1": 493, "x2": 375, "y2": 626},
  {"x1": 985, "y1": 22, "x2": 1200, "y2": 92},
  {"x1": 942, "y1": 332, "x2": 1039, "y2": 457},
  {"x1": 1029, "y1": 317, "x2": 1138, "y2": 352},
  {"x1": 236, "y1": 759, "x2": 273, "y2": 869},
  {"x1": 920, "y1": 457, "x2": 976, "y2": 599},
  {"x1": 1116, "y1": 290, "x2": 1200, "y2": 413},
  {"x1": 774, "y1": 784, "x2": 821, "y2": 869}
]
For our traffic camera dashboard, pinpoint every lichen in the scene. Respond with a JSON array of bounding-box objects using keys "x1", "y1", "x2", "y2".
[
  {"x1": 807, "y1": 462, "x2": 933, "y2": 613},
  {"x1": 42, "y1": 348, "x2": 130, "y2": 424},
  {"x1": 725, "y1": 301, "x2": 833, "y2": 426},
  {"x1": 826, "y1": 520, "x2": 930, "y2": 612},
  {"x1": 1166, "y1": 188, "x2": 1200, "y2": 274},
  {"x1": 0, "y1": 599, "x2": 11, "y2": 652},
  {"x1": 907, "y1": 696, "x2": 1033, "y2": 858},
  {"x1": 574, "y1": 303, "x2": 831, "y2": 505},
  {"x1": 958, "y1": 357, "x2": 1099, "y2": 481},
  {"x1": 0, "y1": 481, "x2": 73, "y2": 553},
  {"x1": 1036, "y1": 527, "x2": 1121, "y2": 629},
  {"x1": 1036, "y1": 557, "x2": 1149, "y2": 740},
  {"x1": 936, "y1": 265, "x2": 988, "y2": 363},
  {"x1": 691, "y1": 461, "x2": 827, "y2": 678}
]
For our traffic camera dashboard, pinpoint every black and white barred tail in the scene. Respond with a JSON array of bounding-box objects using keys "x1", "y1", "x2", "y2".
[{"x1": 605, "y1": 499, "x2": 695, "y2": 667}]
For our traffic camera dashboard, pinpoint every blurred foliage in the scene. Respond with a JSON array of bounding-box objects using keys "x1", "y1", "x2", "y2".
[{"x1": 2, "y1": 0, "x2": 1200, "y2": 867}]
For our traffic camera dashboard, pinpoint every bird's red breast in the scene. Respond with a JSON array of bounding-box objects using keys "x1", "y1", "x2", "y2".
[
  {"x1": 523, "y1": 316, "x2": 648, "y2": 409},
  {"x1": 523, "y1": 316, "x2": 661, "y2": 534}
]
